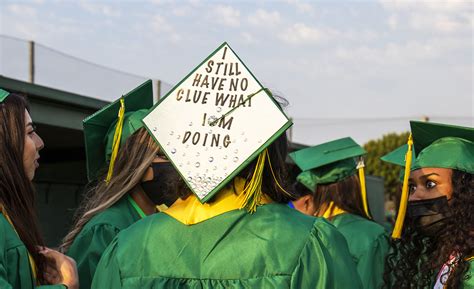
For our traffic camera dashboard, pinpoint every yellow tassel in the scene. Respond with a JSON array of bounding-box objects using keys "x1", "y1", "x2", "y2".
[
  {"x1": 239, "y1": 150, "x2": 267, "y2": 213},
  {"x1": 357, "y1": 158, "x2": 371, "y2": 218},
  {"x1": 392, "y1": 133, "x2": 414, "y2": 239},
  {"x1": 266, "y1": 150, "x2": 293, "y2": 198},
  {"x1": 106, "y1": 98, "x2": 126, "y2": 184}
]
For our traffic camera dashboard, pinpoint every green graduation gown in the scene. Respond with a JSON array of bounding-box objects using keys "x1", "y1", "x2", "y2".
[
  {"x1": 330, "y1": 213, "x2": 389, "y2": 289},
  {"x1": 0, "y1": 213, "x2": 65, "y2": 289},
  {"x1": 460, "y1": 259, "x2": 473, "y2": 289},
  {"x1": 66, "y1": 196, "x2": 141, "y2": 289},
  {"x1": 91, "y1": 203, "x2": 362, "y2": 289}
]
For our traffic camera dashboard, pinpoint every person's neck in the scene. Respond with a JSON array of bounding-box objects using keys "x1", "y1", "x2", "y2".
[{"x1": 130, "y1": 187, "x2": 156, "y2": 216}]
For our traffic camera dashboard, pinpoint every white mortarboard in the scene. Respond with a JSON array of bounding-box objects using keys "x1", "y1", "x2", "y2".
[{"x1": 143, "y1": 42, "x2": 292, "y2": 203}]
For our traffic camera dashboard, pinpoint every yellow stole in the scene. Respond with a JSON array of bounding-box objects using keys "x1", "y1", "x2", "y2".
[
  {"x1": 322, "y1": 202, "x2": 347, "y2": 219},
  {"x1": 0, "y1": 204, "x2": 38, "y2": 283},
  {"x1": 165, "y1": 178, "x2": 272, "y2": 225}
]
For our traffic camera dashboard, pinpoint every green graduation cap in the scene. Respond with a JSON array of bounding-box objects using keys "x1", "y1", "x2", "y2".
[
  {"x1": 0, "y1": 88, "x2": 10, "y2": 102},
  {"x1": 289, "y1": 137, "x2": 371, "y2": 217},
  {"x1": 410, "y1": 121, "x2": 474, "y2": 173},
  {"x1": 142, "y1": 42, "x2": 292, "y2": 205},
  {"x1": 380, "y1": 144, "x2": 410, "y2": 167},
  {"x1": 391, "y1": 121, "x2": 473, "y2": 239},
  {"x1": 289, "y1": 137, "x2": 366, "y2": 192},
  {"x1": 380, "y1": 144, "x2": 416, "y2": 181},
  {"x1": 83, "y1": 80, "x2": 153, "y2": 181}
]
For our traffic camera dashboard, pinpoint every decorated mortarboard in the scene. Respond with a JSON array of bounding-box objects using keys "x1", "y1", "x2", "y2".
[
  {"x1": 0, "y1": 88, "x2": 10, "y2": 102},
  {"x1": 410, "y1": 121, "x2": 474, "y2": 173},
  {"x1": 142, "y1": 42, "x2": 292, "y2": 204},
  {"x1": 83, "y1": 80, "x2": 153, "y2": 181},
  {"x1": 289, "y1": 137, "x2": 371, "y2": 217},
  {"x1": 391, "y1": 121, "x2": 473, "y2": 239}
]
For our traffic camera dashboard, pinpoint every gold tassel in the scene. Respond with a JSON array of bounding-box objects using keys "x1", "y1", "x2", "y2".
[
  {"x1": 357, "y1": 157, "x2": 371, "y2": 218},
  {"x1": 392, "y1": 133, "x2": 414, "y2": 239},
  {"x1": 106, "y1": 98, "x2": 126, "y2": 183},
  {"x1": 239, "y1": 150, "x2": 267, "y2": 213},
  {"x1": 266, "y1": 150, "x2": 293, "y2": 198}
]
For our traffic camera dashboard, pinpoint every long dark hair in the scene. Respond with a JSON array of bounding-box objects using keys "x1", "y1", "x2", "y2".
[
  {"x1": 0, "y1": 93, "x2": 46, "y2": 283},
  {"x1": 292, "y1": 174, "x2": 370, "y2": 219},
  {"x1": 60, "y1": 128, "x2": 159, "y2": 252},
  {"x1": 235, "y1": 129, "x2": 294, "y2": 203},
  {"x1": 384, "y1": 170, "x2": 474, "y2": 289}
]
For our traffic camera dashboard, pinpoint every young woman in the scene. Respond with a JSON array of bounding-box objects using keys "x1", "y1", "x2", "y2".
[
  {"x1": 290, "y1": 137, "x2": 389, "y2": 289},
  {"x1": 384, "y1": 121, "x2": 473, "y2": 289},
  {"x1": 90, "y1": 123, "x2": 362, "y2": 288},
  {"x1": 0, "y1": 89, "x2": 78, "y2": 289},
  {"x1": 60, "y1": 81, "x2": 179, "y2": 289}
]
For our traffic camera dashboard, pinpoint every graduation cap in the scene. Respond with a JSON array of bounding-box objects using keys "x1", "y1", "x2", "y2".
[
  {"x1": 391, "y1": 121, "x2": 473, "y2": 239},
  {"x1": 380, "y1": 144, "x2": 414, "y2": 181},
  {"x1": 83, "y1": 80, "x2": 153, "y2": 181},
  {"x1": 0, "y1": 88, "x2": 10, "y2": 102},
  {"x1": 289, "y1": 137, "x2": 371, "y2": 218},
  {"x1": 410, "y1": 121, "x2": 474, "y2": 173},
  {"x1": 142, "y1": 42, "x2": 292, "y2": 209},
  {"x1": 381, "y1": 144, "x2": 410, "y2": 167}
]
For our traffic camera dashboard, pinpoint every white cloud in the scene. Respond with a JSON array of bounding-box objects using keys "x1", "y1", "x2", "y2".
[
  {"x1": 380, "y1": 0, "x2": 472, "y2": 33},
  {"x1": 387, "y1": 14, "x2": 398, "y2": 30},
  {"x1": 79, "y1": 1, "x2": 121, "y2": 17},
  {"x1": 150, "y1": 15, "x2": 173, "y2": 33},
  {"x1": 150, "y1": 15, "x2": 181, "y2": 42},
  {"x1": 172, "y1": 6, "x2": 191, "y2": 17},
  {"x1": 7, "y1": 4, "x2": 37, "y2": 18},
  {"x1": 149, "y1": 0, "x2": 175, "y2": 5},
  {"x1": 286, "y1": 0, "x2": 314, "y2": 15},
  {"x1": 333, "y1": 38, "x2": 464, "y2": 66},
  {"x1": 240, "y1": 32, "x2": 257, "y2": 44},
  {"x1": 279, "y1": 23, "x2": 338, "y2": 44},
  {"x1": 211, "y1": 5, "x2": 240, "y2": 28},
  {"x1": 248, "y1": 9, "x2": 281, "y2": 27}
]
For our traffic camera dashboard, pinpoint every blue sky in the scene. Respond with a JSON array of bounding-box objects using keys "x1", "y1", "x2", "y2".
[{"x1": 1, "y1": 0, "x2": 472, "y2": 144}]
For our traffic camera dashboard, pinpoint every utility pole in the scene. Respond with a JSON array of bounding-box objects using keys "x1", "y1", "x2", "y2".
[
  {"x1": 155, "y1": 79, "x2": 161, "y2": 103},
  {"x1": 29, "y1": 41, "x2": 35, "y2": 84}
]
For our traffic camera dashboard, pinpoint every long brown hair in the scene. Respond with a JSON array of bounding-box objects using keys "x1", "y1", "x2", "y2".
[
  {"x1": 293, "y1": 174, "x2": 370, "y2": 219},
  {"x1": 60, "y1": 127, "x2": 159, "y2": 252},
  {"x1": 0, "y1": 93, "x2": 46, "y2": 283}
]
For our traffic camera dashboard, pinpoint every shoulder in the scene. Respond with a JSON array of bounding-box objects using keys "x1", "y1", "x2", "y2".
[
  {"x1": 334, "y1": 213, "x2": 388, "y2": 241},
  {"x1": 0, "y1": 213, "x2": 24, "y2": 251},
  {"x1": 83, "y1": 198, "x2": 137, "y2": 232}
]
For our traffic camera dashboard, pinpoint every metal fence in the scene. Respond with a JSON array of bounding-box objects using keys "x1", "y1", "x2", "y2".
[{"x1": 0, "y1": 34, "x2": 173, "y2": 101}]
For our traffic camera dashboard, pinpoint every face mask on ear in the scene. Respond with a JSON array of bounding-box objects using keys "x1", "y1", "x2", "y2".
[
  {"x1": 141, "y1": 162, "x2": 179, "y2": 207},
  {"x1": 407, "y1": 196, "x2": 451, "y2": 237}
]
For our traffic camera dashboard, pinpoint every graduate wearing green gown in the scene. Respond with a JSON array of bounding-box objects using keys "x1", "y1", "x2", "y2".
[
  {"x1": 0, "y1": 212, "x2": 72, "y2": 289},
  {"x1": 0, "y1": 89, "x2": 78, "y2": 289},
  {"x1": 64, "y1": 197, "x2": 143, "y2": 289},
  {"x1": 290, "y1": 137, "x2": 390, "y2": 289},
  {"x1": 92, "y1": 42, "x2": 361, "y2": 289},
  {"x1": 382, "y1": 121, "x2": 473, "y2": 289},
  {"x1": 91, "y1": 178, "x2": 362, "y2": 289},
  {"x1": 61, "y1": 80, "x2": 179, "y2": 289}
]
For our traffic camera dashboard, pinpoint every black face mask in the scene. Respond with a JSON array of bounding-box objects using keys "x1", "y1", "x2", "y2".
[
  {"x1": 407, "y1": 196, "x2": 451, "y2": 237},
  {"x1": 141, "y1": 162, "x2": 179, "y2": 207}
]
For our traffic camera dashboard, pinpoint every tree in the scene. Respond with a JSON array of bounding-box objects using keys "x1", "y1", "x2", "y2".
[{"x1": 363, "y1": 131, "x2": 410, "y2": 200}]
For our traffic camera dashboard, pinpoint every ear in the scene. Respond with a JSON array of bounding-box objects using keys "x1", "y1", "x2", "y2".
[
  {"x1": 302, "y1": 195, "x2": 316, "y2": 214},
  {"x1": 293, "y1": 195, "x2": 316, "y2": 215}
]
